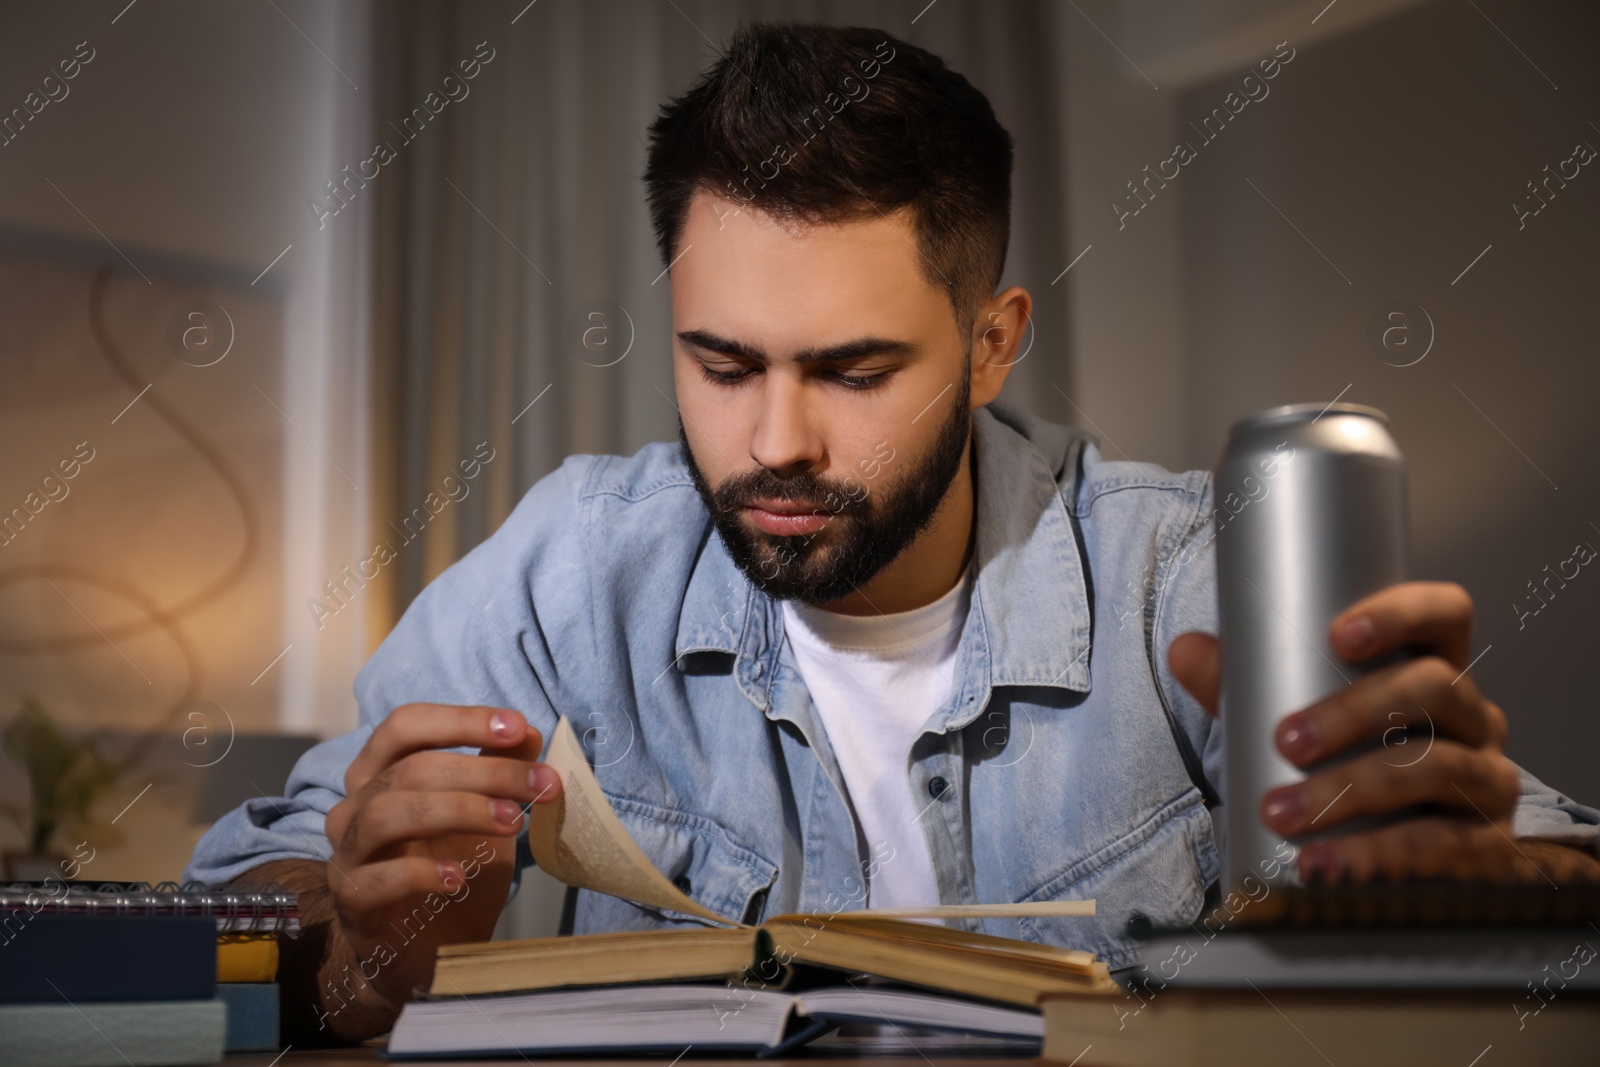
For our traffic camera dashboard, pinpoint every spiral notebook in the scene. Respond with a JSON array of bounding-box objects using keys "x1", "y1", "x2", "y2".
[
  {"x1": 1, "y1": 881, "x2": 299, "y2": 1005},
  {"x1": 1132, "y1": 881, "x2": 1600, "y2": 992},
  {"x1": 0, "y1": 880, "x2": 300, "y2": 935}
]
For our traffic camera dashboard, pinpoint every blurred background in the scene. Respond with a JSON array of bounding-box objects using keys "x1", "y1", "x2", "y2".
[{"x1": 0, "y1": 0, "x2": 1595, "y2": 938}]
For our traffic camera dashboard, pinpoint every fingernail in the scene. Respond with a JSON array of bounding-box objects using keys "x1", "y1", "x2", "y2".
[
  {"x1": 437, "y1": 860, "x2": 462, "y2": 886},
  {"x1": 1279, "y1": 716, "x2": 1319, "y2": 761},
  {"x1": 1262, "y1": 788, "x2": 1306, "y2": 830},
  {"x1": 1336, "y1": 614, "x2": 1377, "y2": 657},
  {"x1": 528, "y1": 765, "x2": 556, "y2": 796},
  {"x1": 489, "y1": 712, "x2": 518, "y2": 739},
  {"x1": 492, "y1": 799, "x2": 523, "y2": 826}
]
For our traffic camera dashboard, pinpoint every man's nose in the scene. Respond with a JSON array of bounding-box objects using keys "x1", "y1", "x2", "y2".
[{"x1": 748, "y1": 372, "x2": 823, "y2": 472}]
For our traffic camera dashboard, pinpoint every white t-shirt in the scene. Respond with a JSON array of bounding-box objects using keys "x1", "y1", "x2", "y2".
[{"x1": 780, "y1": 566, "x2": 973, "y2": 908}]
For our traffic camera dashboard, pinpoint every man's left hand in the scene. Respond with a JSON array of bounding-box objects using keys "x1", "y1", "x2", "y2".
[{"x1": 1168, "y1": 581, "x2": 1600, "y2": 884}]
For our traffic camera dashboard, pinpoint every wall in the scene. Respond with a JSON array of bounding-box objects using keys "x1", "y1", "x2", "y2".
[
  {"x1": 0, "y1": 0, "x2": 373, "y2": 880},
  {"x1": 1060, "y1": 0, "x2": 1600, "y2": 800}
]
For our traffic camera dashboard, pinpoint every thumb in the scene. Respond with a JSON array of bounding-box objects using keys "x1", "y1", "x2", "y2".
[{"x1": 1167, "y1": 632, "x2": 1221, "y2": 718}]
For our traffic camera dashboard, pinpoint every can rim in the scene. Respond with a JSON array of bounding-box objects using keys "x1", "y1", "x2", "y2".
[{"x1": 1228, "y1": 401, "x2": 1390, "y2": 436}]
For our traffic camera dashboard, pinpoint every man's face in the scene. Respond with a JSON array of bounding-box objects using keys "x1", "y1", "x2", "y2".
[{"x1": 671, "y1": 189, "x2": 974, "y2": 605}]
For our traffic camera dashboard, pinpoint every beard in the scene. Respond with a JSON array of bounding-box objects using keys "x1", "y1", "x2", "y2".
[{"x1": 680, "y1": 371, "x2": 972, "y2": 607}]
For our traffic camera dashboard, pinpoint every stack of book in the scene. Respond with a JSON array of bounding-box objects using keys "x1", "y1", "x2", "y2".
[
  {"x1": 389, "y1": 912, "x2": 1120, "y2": 1057},
  {"x1": 211, "y1": 889, "x2": 296, "y2": 1055},
  {"x1": 0, "y1": 881, "x2": 298, "y2": 1066}
]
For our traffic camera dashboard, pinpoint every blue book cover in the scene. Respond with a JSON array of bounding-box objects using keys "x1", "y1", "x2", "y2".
[
  {"x1": 0, "y1": 915, "x2": 216, "y2": 1003},
  {"x1": 217, "y1": 982, "x2": 280, "y2": 1052}
]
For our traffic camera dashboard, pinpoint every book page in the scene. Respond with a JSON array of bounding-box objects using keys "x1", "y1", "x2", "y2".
[
  {"x1": 841, "y1": 902, "x2": 1095, "y2": 919},
  {"x1": 528, "y1": 716, "x2": 1096, "y2": 928},
  {"x1": 527, "y1": 716, "x2": 738, "y2": 926}
]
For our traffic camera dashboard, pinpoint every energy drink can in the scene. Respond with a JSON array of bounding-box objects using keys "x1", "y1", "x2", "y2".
[{"x1": 1214, "y1": 402, "x2": 1409, "y2": 891}]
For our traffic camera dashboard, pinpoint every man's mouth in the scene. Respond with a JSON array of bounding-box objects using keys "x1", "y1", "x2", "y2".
[{"x1": 743, "y1": 499, "x2": 833, "y2": 537}]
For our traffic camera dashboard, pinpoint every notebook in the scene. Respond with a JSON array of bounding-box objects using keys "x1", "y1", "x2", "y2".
[
  {"x1": 0, "y1": 881, "x2": 297, "y2": 1002},
  {"x1": 1, "y1": 880, "x2": 295, "y2": 1057},
  {"x1": 1132, "y1": 881, "x2": 1600, "y2": 990},
  {"x1": 0, "y1": 914, "x2": 217, "y2": 1004},
  {"x1": 0, "y1": 880, "x2": 299, "y2": 936},
  {"x1": 1040, "y1": 988, "x2": 1600, "y2": 1067}
]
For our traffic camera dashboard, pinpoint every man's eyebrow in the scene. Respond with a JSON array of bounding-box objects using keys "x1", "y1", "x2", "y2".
[{"x1": 676, "y1": 329, "x2": 917, "y2": 365}]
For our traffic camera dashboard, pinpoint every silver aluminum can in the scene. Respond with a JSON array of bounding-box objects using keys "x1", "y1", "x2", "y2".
[{"x1": 1214, "y1": 402, "x2": 1408, "y2": 892}]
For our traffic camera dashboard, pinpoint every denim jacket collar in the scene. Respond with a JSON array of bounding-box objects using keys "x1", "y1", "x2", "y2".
[
  {"x1": 676, "y1": 524, "x2": 751, "y2": 659},
  {"x1": 674, "y1": 403, "x2": 1095, "y2": 718},
  {"x1": 962, "y1": 403, "x2": 1094, "y2": 695}
]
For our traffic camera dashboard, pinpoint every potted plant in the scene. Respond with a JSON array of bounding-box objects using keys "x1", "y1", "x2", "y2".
[{"x1": 0, "y1": 695, "x2": 142, "y2": 881}]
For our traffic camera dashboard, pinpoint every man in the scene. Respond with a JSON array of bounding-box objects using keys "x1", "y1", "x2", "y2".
[{"x1": 187, "y1": 22, "x2": 1600, "y2": 1043}]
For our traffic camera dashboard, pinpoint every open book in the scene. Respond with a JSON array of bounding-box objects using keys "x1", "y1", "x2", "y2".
[
  {"x1": 430, "y1": 909, "x2": 1116, "y2": 1006},
  {"x1": 388, "y1": 717, "x2": 1117, "y2": 1057}
]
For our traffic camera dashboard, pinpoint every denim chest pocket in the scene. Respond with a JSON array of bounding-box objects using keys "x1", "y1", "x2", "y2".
[
  {"x1": 571, "y1": 792, "x2": 779, "y2": 931},
  {"x1": 1017, "y1": 794, "x2": 1219, "y2": 971}
]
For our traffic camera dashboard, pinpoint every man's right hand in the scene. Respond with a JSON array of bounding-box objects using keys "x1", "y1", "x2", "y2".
[{"x1": 246, "y1": 705, "x2": 561, "y2": 1042}]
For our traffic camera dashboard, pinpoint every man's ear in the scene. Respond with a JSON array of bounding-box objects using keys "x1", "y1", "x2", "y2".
[{"x1": 969, "y1": 286, "x2": 1031, "y2": 407}]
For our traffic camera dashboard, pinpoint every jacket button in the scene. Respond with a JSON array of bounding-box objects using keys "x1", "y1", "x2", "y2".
[
  {"x1": 674, "y1": 874, "x2": 692, "y2": 895},
  {"x1": 928, "y1": 776, "x2": 950, "y2": 800}
]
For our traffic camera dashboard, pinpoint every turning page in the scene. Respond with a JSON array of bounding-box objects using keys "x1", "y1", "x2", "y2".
[
  {"x1": 526, "y1": 715, "x2": 1095, "y2": 923},
  {"x1": 526, "y1": 716, "x2": 738, "y2": 925}
]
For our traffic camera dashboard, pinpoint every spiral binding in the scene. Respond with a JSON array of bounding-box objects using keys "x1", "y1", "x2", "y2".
[{"x1": 0, "y1": 880, "x2": 300, "y2": 936}]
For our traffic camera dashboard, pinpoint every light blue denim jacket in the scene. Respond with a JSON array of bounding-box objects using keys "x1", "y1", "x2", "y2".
[{"x1": 186, "y1": 402, "x2": 1600, "y2": 970}]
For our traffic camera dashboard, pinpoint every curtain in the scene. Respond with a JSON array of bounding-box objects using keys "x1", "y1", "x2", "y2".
[{"x1": 364, "y1": 0, "x2": 1076, "y2": 637}]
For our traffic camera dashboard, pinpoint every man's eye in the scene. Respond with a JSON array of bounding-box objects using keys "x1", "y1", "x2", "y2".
[
  {"x1": 831, "y1": 370, "x2": 892, "y2": 391},
  {"x1": 699, "y1": 363, "x2": 757, "y2": 386}
]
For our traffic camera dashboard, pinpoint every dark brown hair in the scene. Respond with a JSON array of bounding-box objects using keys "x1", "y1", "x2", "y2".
[{"x1": 643, "y1": 21, "x2": 1014, "y2": 336}]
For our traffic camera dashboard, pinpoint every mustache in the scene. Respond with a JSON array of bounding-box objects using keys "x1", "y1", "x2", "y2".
[{"x1": 712, "y1": 467, "x2": 868, "y2": 517}]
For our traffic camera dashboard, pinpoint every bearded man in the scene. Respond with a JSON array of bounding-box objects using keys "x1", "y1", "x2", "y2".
[{"x1": 187, "y1": 21, "x2": 1600, "y2": 1045}]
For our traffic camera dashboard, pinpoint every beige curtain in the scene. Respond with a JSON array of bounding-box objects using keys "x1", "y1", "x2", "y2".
[{"x1": 364, "y1": 0, "x2": 1076, "y2": 638}]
